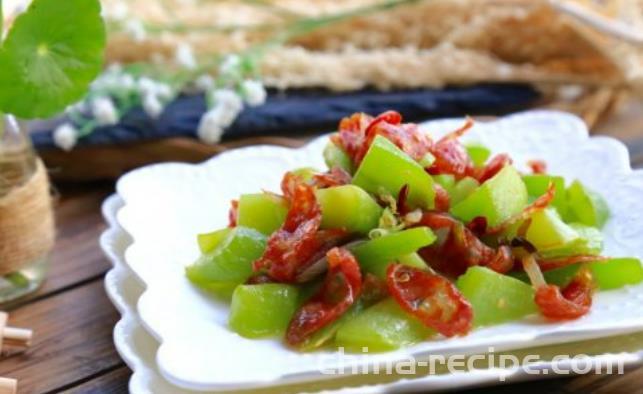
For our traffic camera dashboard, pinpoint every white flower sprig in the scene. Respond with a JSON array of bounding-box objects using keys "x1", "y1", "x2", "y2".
[
  {"x1": 55, "y1": 0, "x2": 424, "y2": 150},
  {"x1": 55, "y1": 0, "x2": 421, "y2": 150},
  {"x1": 53, "y1": 65, "x2": 177, "y2": 150},
  {"x1": 196, "y1": 54, "x2": 268, "y2": 144},
  {"x1": 52, "y1": 124, "x2": 79, "y2": 152}
]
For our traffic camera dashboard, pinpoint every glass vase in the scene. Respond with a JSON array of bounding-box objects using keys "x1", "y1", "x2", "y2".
[{"x1": 0, "y1": 114, "x2": 52, "y2": 303}]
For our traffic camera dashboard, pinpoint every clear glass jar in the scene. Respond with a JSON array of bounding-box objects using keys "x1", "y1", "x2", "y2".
[{"x1": 0, "y1": 115, "x2": 50, "y2": 303}]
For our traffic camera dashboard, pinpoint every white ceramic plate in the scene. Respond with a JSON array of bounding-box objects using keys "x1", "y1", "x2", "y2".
[
  {"x1": 102, "y1": 195, "x2": 643, "y2": 394},
  {"x1": 115, "y1": 111, "x2": 643, "y2": 391}
]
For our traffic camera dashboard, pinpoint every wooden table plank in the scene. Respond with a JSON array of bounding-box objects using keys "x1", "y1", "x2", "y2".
[
  {"x1": 63, "y1": 366, "x2": 130, "y2": 394},
  {"x1": 0, "y1": 280, "x2": 122, "y2": 393}
]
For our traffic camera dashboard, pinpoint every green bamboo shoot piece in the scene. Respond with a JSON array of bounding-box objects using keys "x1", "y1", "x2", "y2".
[
  {"x1": 590, "y1": 258, "x2": 643, "y2": 290},
  {"x1": 451, "y1": 166, "x2": 528, "y2": 227},
  {"x1": 433, "y1": 174, "x2": 456, "y2": 195},
  {"x1": 298, "y1": 302, "x2": 364, "y2": 351},
  {"x1": 352, "y1": 135, "x2": 435, "y2": 209},
  {"x1": 237, "y1": 193, "x2": 288, "y2": 235},
  {"x1": 186, "y1": 226, "x2": 267, "y2": 290},
  {"x1": 525, "y1": 208, "x2": 580, "y2": 252},
  {"x1": 457, "y1": 267, "x2": 538, "y2": 327},
  {"x1": 197, "y1": 228, "x2": 231, "y2": 254},
  {"x1": 335, "y1": 298, "x2": 434, "y2": 352},
  {"x1": 513, "y1": 258, "x2": 643, "y2": 291},
  {"x1": 351, "y1": 227, "x2": 436, "y2": 278},
  {"x1": 523, "y1": 174, "x2": 567, "y2": 217},
  {"x1": 291, "y1": 167, "x2": 318, "y2": 182},
  {"x1": 538, "y1": 223, "x2": 603, "y2": 259},
  {"x1": 323, "y1": 141, "x2": 354, "y2": 174},
  {"x1": 451, "y1": 176, "x2": 480, "y2": 206},
  {"x1": 316, "y1": 185, "x2": 382, "y2": 235},
  {"x1": 565, "y1": 180, "x2": 610, "y2": 228},
  {"x1": 465, "y1": 143, "x2": 491, "y2": 167},
  {"x1": 229, "y1": 284, "x2": 300, "y2": 338},
  {"x1": 398, "y1": 252, "x2": 429, "y2": 271}
]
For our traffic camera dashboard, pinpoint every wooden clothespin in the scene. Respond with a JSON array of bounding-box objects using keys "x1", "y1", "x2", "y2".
[
  {"x1": 0, "y1": 378, "x2": 16, "y2": 394},
  {"x1": 0, "y1": 311, "x2": 33, "y2": 394},
  {"x1": 0, "y1": 312, "x2": 32, "y2": 350}
]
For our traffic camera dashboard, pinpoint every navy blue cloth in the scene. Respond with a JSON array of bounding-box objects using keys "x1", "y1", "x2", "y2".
[{"x1": 31, "y1": 84, "x2": 539, "y2": 149}]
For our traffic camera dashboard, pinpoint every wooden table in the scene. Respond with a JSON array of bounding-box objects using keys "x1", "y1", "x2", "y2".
[{"x1": 2, "y1": 105, "x2": 643, "y2": 393}]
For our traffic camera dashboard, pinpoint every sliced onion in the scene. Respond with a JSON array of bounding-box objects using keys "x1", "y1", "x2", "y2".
[
  {"x1": 295, "y1": 240, "x2": 366, "y2": 283},
  {"x1": 522, "y1": 253, "x2": 546, "y2": 289}
]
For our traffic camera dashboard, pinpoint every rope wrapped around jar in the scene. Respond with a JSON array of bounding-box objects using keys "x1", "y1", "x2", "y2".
[{"x1": 0, "y1": 160, "x2": 55, "y2": 276}]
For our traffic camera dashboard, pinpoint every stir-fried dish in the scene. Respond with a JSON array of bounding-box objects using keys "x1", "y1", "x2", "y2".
[{"x1": 186, "y1": 111, "x2": 643, "y2": 352}]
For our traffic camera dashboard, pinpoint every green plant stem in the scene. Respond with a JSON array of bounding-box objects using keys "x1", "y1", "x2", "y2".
[
  {"x1": 238, "y1": 0, "x2": 302, "y2": 18},
  {"x1": 78, "y1": 0, "x2": 425, "y2": 140},
  {"x1": 143, "y1": 21, "x2": 278, "y2": 35},
  {"x1": 0, "y1": 0, "x2": 4, "y2": 41},
  {"x1": 5, "y1": 272, "x2": 30, "y2": 288},
  {"x1": 251, "y1": 0, "x2": 423, "y2": 59},
  {"x1": 180, "y1": 0, "x2": 424, "y2": 83}
]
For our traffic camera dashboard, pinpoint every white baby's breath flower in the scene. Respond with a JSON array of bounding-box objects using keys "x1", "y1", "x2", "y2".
[
  {"x1": 103, "y1": 1, "x2": 129, "y2": 21},
  {"x1": 107, "y1": 63, "x2": 123, "y2": 74},
  {"x1": 142, "y1": 93, "x2": 164, "y2": 119},
  {"x1": 175, "y1": 43, "x2": 197, "y2": 70},
  {"x1": 137, "y1": 77, "x2": 157, "y2": 96},
  {"x1": 194, "y1": 74, "x2": 214, "y2": 91},
  {"x1": 210, "y1": 89, "x2": 243, "y2": 127},
  {"x1": 53, "y1": 123, "x2": 79, "y2": 152},
  {"x1": 206, "y1": 105, "x2": 235, "y2": 128},
  {"x1": 154, "y1": 83, "x2": 173, "y2": 100},
  {"x1": 197, "y1": 110, "x2": 225, "y2": 144},
  {"x1": 118, "y1": 74, "x2": 135, "y2": 90},
  {"x1": 124, "y1": 19, "x2": 146, "y2": 42},
  {"x1": 219, "y1": 55, "x2": 241, "y2": 79},
  {"x1": 241, "y1": 79, "x2": 267, "y2": 107},
  {"x1": 212, "y1": 89, "x2": 243, "y2": 113},
  {"x1": 92, "y1": 97, "x2": 119, "y2": 126}
]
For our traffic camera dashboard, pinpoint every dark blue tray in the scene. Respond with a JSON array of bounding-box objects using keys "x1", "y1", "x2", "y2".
[{"x1": 32, "y1": 84, "x2": 539, "y2": 149}]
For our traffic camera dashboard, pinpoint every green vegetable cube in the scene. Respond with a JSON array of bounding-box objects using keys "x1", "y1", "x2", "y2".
[
  {"x1": 291, "y1": 167, "x2": 319, "y2": 182},
  {"x1": 197, "y1": 228, "x2": 232, "y2": 254},
  {"x1": 323, "y1": 141, "x2": 354, "y2": 174},
  {"x1": 450, "y1": 166, "x2": 528, "y2": 227},
  {"x1": 433, "y1": 174, "x2": 456, "y2": 195},
  {"x1": 525, "y1": 208, "x2": 580, "y2": 253},
  {"x1": 465, "y1": 143, "x2": 491, "y2": 167},
  {"x1": 565, "y1": 180, "x2": 610, "y2": 229},
  {"x1": 397, "y1": 253, "x2": 430, "y2": 271},
  {"x1": 352, "y1": 135, "x2": 435, "y2": 209},
  {"x1": 316, "y1": 185, "x2": 383, "y2": 235},
  {"x1": 538, "y1": 223, "x2": 603, "y2": 259},
  {"x1": 513, "y1": 258, "x2": 643, "y2": 291},
  {"x1": 351, "y1": 227, "x2": 436, "y2": 278},
  {"x1": 237, "y1": 193, "x2": 288, "y2": 235},
  {"x1": 590, "y1": 258, "x2": 643, "y2": 290},
  {"x1": 457, "y1": 267, "x2": 537, "y2": 327},
  {"x1": 229, "y1": 284, "x2": 300, "y2": 338},
  {"x1": 522, "y1": 174, "x2": 567, "y2": 217},
  {"x1": 298, "y1": 303, "x2": 363, "y2": 351},
  {"x1": 450, "y1": 176, "x2": 480, "y2": 206},
  {"x1": 335, "y1": 298, "x2": 434, "y2": 352},
  {"x1": 186, "y1": 226, "x2": 267, "y2": 291}
]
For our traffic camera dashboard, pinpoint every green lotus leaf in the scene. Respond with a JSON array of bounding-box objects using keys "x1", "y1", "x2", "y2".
[{"x1": 0, "y1": 0, "x2": 106, "y2": 118}]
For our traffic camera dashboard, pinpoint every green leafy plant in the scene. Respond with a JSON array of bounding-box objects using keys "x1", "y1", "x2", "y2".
[{"x1": 0, "y1": 0, "x2": 106, "y2": 119}]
